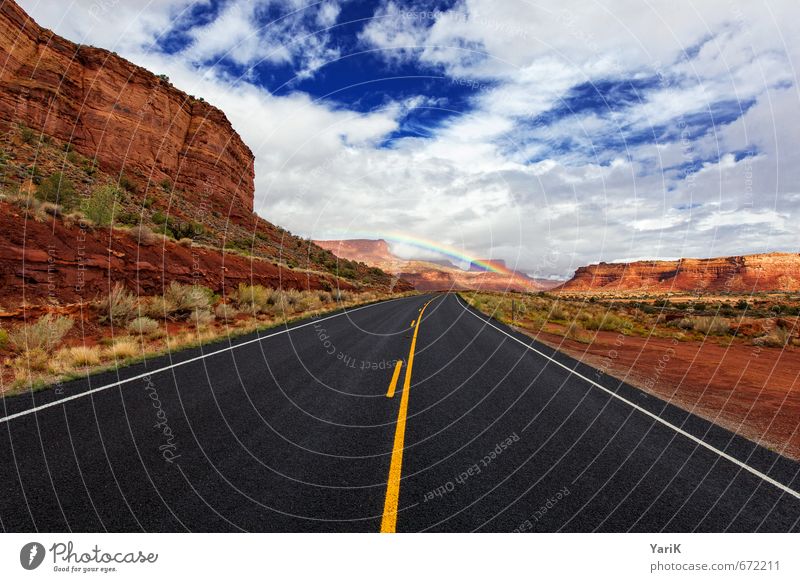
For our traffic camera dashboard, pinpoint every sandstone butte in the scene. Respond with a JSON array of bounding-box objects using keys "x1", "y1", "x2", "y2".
[
  {"x1": 556, "y1": 253, "x2": 800, "y2": 294},
  {"x1": 314, "y1": 239, "x2": 562, "y2": 292},
  {"x1": 0, "y1": 0, "x2": 255, "y2": 221}
]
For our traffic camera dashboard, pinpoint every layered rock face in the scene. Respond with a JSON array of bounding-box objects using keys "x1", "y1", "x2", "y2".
[
  {"x1": 558, "y1": 253, "x2": 800, "y2": 293},
  {"x1": 0, "y1": 0, "x2": 255, "y2": 219},
  {"x1": 315, "y1": 239, "x2": 561, "y2": 292}
]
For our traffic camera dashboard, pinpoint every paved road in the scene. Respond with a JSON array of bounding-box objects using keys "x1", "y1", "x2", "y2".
[{"x1": 1, "y1": 293, "x2": 799, "y2": 532}]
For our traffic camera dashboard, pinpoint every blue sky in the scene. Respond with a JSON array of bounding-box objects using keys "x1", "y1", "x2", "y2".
[{"x1": 22, "y1": 0, "x2": 800, "y2": 277}]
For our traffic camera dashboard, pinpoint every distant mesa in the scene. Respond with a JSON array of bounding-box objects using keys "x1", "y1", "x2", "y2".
[
  {"x1": 556, "y1": 253, "x2": 800, "y2": 293},
  {"x1": 314, "y1": 239, "x2": 562, "y2": 292}
]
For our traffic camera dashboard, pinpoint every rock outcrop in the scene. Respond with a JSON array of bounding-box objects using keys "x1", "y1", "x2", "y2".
[
  {"x1": 558, "y1": 253, "x2": 800, "y2": 293},
  {"x1": 0, "y1": 0, "x2": 255, "y2": 220}
]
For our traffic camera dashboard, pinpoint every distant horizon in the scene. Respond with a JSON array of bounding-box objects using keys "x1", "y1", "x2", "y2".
[{"x1": 314, "y1": 236, "x2": 799, "y2": 280}]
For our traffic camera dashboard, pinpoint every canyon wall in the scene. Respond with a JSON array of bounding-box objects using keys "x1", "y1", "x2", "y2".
[{"x1": 0, "y1": 0, "x2": 255, "y2": 219}]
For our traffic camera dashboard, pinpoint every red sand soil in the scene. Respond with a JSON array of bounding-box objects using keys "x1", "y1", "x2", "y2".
[{"x1": 526, "y1": 328, "x2": 800, "y2": 460}]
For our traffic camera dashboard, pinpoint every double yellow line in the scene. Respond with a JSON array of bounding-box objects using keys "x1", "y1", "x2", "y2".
[{"x1": 380, "y1": 299, "x2": 432, "y2": 533}]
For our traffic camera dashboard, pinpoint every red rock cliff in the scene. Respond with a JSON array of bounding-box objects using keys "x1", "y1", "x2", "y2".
[
  {"x1": 558, "y1": 253, "x2": 800, "y2": 293},
  {"x1": 0, "y1": 0, "x2": 255, "y2": 218}
]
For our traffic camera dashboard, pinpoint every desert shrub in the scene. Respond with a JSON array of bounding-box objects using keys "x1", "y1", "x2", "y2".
[
  {"x1": 142, "y1": 295, "x2": 174, "y2": 319},
  {"x1": 678, "y1": 316, "x2": 729, "y2": 335},
  {"x1": 755, "y1": 327, "x2": 791, "y2": 347},
  {"x1": 583, "y1": 312, "x2": 633, "y2": 332},
  {"x1": 19, "y1": 124, "x2": 36, "y2": 144},
  {"x1": 317, "y1": 291, "x2": 333, "y2": 303},
  {"x1": 8, "y1": 314, "x2": 74, "y2": 353},
  {"x1": 0, "y1": 328, "x2": 8, "y2": 349},
  {"x1": 214, "y1": 303, "x2": 238, "y2": 323},
  {"x1": 82, "y1": 184, "x2": 120, "y2": 226},
  {"x1": 127, "y1": 316, "x2": 159, "y2": 335},
  {"x1": 118, "y1": 174, "x2": 137, "y2": 193},
  {"x1": 189, "y1": 309, "x2": 214, "y2": 327},
  {"x1": 35, "y1": 172, "x2": 78, "y2": 209},
  {"x1": 164, "y1": 282, "x2": 211, "y2": 317},
  {"x1": 548, "y1": 305, "x2": 567, "y2": 321},
  {"x1": 63, "y1": 211, "x2": 87, "y2": 228},
  {"x1": 96, "y1": 283, "x2": 138, "y2": 324},
  {"x1": 565, "y1": 321, "x2": 586, "y2": 342},
  {"x1": 333, "y1": 289, "x2": 351, "y2": 303},
  {"x1": 107, "y1": 338, "x2": 139, "y2": 360},
  {"x1": 40, "y1": 202, "x2": 62, "y2": 217},
  {"x1": 130, "y1": 224, "x2": 157, "y2": 246},
  {"x1": 177, "y1": 237, "x2": 193, "y2": 247},
  {"x1": 232, "y1": 283, "x2": 271, "y2": 313}
]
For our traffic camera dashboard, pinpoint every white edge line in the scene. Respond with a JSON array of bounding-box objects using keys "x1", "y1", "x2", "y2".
[
  {"x1": 0, "y1": 296, "x2": 412, "y2": 425},
  {"x1": 456, "y1": 295, "x2": 800, "y2": 501}
]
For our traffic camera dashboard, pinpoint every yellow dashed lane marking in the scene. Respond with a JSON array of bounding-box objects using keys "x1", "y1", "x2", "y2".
[{"x1": 385, "y1": 360, "x2": 403, "y2": 398}]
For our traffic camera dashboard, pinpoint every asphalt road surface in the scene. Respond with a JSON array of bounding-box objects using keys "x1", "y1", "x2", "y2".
[{"x1": 1, "y1": 293, "x2": 799, "y2": 532}]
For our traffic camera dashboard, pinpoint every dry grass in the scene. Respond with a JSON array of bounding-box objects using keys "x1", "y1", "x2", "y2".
[
  {"x1": 106, "y1": 338, "x2": 140, "y2": 360},
  {"x1": 57, "y1": 345, "x2": 102, "y2": 367}
]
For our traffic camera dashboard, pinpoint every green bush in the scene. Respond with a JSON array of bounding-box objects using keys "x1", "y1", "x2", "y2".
[
  {"x1": 82, "y1": 184, "x2": 120, "y2": 226},
  {"x1": 118, "y1": 174, "x2": 137, "y2": 193},
  {"x1": 19, "y1": 124, "x2": 36, "y2": 144},
  {"x1": 35, "y1": 172, "x2": 78, "y2": 209},
  {"x1": 0, "y1": 328, "x2": 8, "y2": 349}
]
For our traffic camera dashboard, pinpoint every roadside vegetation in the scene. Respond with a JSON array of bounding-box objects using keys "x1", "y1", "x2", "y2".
[
  {"x1": 461, "y1": 291, "x2": 800, "y2": 347},
  {"x1": 0, "y1": 283, "x2": 411, "y2": 395}
]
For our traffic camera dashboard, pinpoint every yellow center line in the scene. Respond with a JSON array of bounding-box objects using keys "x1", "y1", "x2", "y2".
[
  {"x1": 385, "y1": 360, "x2": 403, "y2": 398},
  {"x1": 410, "y1": 319, "x2": 415, "y2": 327},
  {"x1": 381, "y1": 299, "x2": 432, "y2": 533}
]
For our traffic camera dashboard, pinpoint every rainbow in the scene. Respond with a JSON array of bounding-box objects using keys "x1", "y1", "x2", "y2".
[{"x1": 327, "y1": 230, "x2": 517, "y2": 276}]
